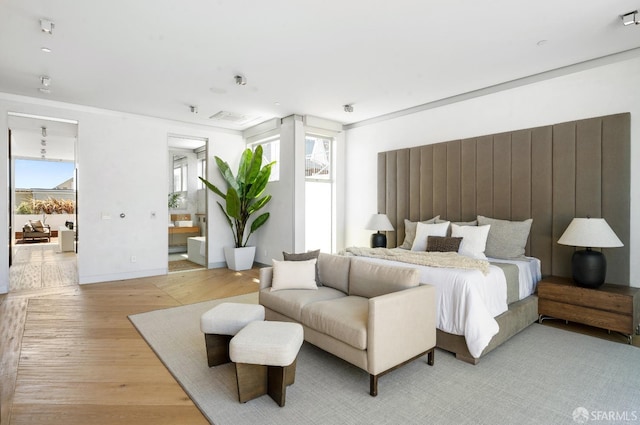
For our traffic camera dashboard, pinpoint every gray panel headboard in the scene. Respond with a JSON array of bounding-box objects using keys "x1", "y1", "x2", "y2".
[{"x1": 377, "y1": 113, "x2": 630, "y2": 284}]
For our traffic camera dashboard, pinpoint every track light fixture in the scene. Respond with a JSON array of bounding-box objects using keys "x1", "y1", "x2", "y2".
[
  {"x1": 343, "y1": 104, "x2": 354, "y2": 113},
  {"x1": 235, "y1": 75, "x2": 247, "y2": 86},
  {"x1": 190, "y1": 105, "x2": 198, "y2": 114},
  {"x1": 621, "y1": 10, "x2": 639, "y2": 26},
  {"x1": 41, "y1": 139, "x2": 47, "y2": 146},
  {"x1": 40, "y1": 19, "x2": 55, "y2": 34},
  {"x1": 40, "y1": 76, "x2": 51, "y2": 87},
  {"x1": 41, "y1": 126, "x2": 47, "y2": 137},
  {"x1": 41, "y1": 148, "x2": 47, "y2": 155}
]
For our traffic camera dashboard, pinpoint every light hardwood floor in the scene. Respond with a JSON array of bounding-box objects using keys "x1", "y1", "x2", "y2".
[
  {"x1": 1, "y1": 265, "x2": 260, "y2": 425},
  {"x1": 2, "y1": 260, "x2": 638, "y2": 425}
]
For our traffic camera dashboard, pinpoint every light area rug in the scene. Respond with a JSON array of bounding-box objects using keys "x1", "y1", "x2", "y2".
[{"x1": 129, "y1": 294, "x2": 640, "y2": 425}]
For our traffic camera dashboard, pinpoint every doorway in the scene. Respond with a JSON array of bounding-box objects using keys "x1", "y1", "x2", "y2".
[
  {"x1": 8, "y1": 113, "x2": 78, "y2": 292},
  {"x1": 167, "y1": 135, "x2": 207, "y2": 272}
]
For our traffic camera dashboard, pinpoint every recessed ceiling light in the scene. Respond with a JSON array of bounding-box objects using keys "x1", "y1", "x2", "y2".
[
  {"x1": 38, "y1": 87, "x2": 51, "y2": 94},
  {"x1": 536, "y1": 40, "x2": 548, "y2": 47},
  {"x1": 274, "y1": 102, "x2": 280, "y2": 106},
  {"x1": 41, "y1": 47, "x2": 52, "y2": 53}
]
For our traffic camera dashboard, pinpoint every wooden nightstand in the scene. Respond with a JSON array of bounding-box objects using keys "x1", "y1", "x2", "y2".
[{"x1": 537, "y1": 276, "x2": 640, "y2": 344}]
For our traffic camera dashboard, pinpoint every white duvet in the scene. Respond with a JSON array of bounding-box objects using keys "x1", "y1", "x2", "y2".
[{"x1": 353, "y1": 255, "x2": 539, "y2": 358}]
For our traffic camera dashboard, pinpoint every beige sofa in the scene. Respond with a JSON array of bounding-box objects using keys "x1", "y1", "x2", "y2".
[{"x1": 259, "y1": 253, "x2": 437, "y2": 396}]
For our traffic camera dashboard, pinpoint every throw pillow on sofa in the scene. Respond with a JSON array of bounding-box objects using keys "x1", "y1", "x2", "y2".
[
  {"x1": 283, "y1": 249, "x2": 321, "y2": 285},
  {"x1": 271, "y1": 259, "x2": 318, "y2": 291}
]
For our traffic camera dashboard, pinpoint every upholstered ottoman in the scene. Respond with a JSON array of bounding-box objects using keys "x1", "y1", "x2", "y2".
[
  {"x1": 200, "y1": 303, "x2": 265, "y2": 367},
  {"x1": 229, "y1": 321, "x2": 304, "y2": 407}
]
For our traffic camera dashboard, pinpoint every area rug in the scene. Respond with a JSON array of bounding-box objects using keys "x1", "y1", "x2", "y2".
[{"x1": 129, "y1": 295, "x2": 640, "y2": 425}]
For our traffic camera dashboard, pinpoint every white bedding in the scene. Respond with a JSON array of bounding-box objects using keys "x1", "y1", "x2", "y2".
[{"x1": 352, "y1": 253, "x2": 541, "y2": 359}]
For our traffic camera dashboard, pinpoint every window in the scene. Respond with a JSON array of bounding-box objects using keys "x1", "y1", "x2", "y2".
[
  {"x1": 197, "y1": 157, "x2": 206, "y2": 189},
  {"x1": 173, "y1": 155, "x2": 188, "y2": 192},
  {"x1": 249, "y1": 138, "x2": 280, "y2": 182},
  {"x1": 305, "y1": 135, "x2": 331, "y2": 179},
  {"x1": 305, "y1": 134, "x2": 334, "y2": 253}
]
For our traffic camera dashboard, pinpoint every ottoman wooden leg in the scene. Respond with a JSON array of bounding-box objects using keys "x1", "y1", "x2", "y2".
[
  {"x1": 205, "y1": 334, "x2": 232, "y2": 367},
  {"x1": 267, "y1": 359, "x2": 297, "y2": 407},
  {"x1": 235, "y1": 363, "x2": 267, "y2": 403}
]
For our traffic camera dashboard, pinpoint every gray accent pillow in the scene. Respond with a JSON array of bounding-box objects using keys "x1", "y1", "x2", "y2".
[
  {"x1": 477, "y1": 215, "x2": 533, "y2": 259},
  {"x1": 426, "y1": 236, "x2": 462, "y2": 252},
  {"x1": 400, "y1": 215, "x2": 440, "y2": 249},
  {"x1": 283, "y1": 249, "x2": 321, "y2": 285}
]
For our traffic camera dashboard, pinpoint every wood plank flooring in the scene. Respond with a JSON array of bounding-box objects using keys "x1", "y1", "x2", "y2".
[{"x1": 1, "y1": 266, "x2": 260, "y2": 425}]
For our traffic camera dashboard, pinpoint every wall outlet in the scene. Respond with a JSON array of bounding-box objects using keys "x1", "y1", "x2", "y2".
[{"x1": 130, "y1": 256, "x2": 137, "y2": 263}]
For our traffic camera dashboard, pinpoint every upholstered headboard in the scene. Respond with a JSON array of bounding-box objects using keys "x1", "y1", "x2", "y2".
[{"x1": 377, "y1": 113, "x2": 630, "y2": 284}]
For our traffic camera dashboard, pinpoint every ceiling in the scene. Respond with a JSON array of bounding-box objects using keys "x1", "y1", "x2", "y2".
[{"x1": 1, "y1": 1, "x2": 639, "y2": 131}]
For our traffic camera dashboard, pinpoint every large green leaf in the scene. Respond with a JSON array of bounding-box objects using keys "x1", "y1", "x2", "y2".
[
  {"x1": 247, "y1": 194, "x2": 271, "y2": 215},
  {"x1": 225, "y1": 187, "x2": 241, "y2": 219},
  {"x1": 236, "y1": 148, "x2": 253, "y2": 186},
  {"x1": 199, "y1": 177, "x2": 226, "y2": 200},
  {"x1": 215, "y1": 156, "x2": 239, "y2": 192},
  {"x1": 246, "y1": 145, "x2": 263, "y2": 185},
  {"x1": 246, "y1": 162, "x2": 274, "y2": 199},
  {"x1": 249, "y1": 212, "x2": 270, "y2": 234}
]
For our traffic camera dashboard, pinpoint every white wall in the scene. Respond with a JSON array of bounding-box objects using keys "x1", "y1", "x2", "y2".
[
  {"x1": 0, "y1": 93, "x2": 244, "y2": 291},
  {"x1": 344, "y1": 56, "x2": 640, "y2": 287}
]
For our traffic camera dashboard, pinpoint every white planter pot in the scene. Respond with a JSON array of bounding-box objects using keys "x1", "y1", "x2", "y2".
[{"x1": 224, "y1": 246, "x2": 256, "y2": 271}]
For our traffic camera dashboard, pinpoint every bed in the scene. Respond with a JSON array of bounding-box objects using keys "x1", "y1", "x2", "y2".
[
  {"x1": 370, "y1": 112, "x2": 631, "y2": 364},
  {"x1": 344, "y1": 240, "x2": 541, "y2": 363}
]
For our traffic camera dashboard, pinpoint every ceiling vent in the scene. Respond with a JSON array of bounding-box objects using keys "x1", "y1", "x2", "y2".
[{"x1": 209, "y1": 111, "x2": 260, "y2": 126}]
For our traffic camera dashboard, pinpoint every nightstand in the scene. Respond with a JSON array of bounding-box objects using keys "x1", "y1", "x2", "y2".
[{"x1": 537, "y1": 276, "x2": 640, "y2": 344}]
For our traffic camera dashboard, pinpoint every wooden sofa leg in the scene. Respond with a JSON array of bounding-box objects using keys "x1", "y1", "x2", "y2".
[{"x1": 369, "y1": 374, "x2": 378, "y2": 397}]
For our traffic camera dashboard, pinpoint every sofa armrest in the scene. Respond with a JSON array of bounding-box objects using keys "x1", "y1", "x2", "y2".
[
  {"x1": 367, "y1": 284, "x2": 436, "y2": 375},
  {"x1": 259, "y1": 267, "x2": 273, "y2": 290}
]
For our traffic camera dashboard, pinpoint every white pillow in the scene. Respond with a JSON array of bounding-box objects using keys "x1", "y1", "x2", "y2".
[
  {"x1": 451, "y1": 224, "x2": 491, "y2": 260},
  {"x1": 411, "y1": 221, "x2": 450, "y2": 251},
  {"x1": 271, "y1": 259, "x2": 318, "y2": 291},
  {"x1": 175, "y1": 220, "x2": 193, "y2": 227}
]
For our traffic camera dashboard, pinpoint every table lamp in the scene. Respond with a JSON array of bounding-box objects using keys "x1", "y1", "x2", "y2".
[
  {"x1": 365, "y1": 213, "x2": 394, "y2": 248},
  {"x1": 557, "y1": 217, "x2": 623, "y2": 288}
]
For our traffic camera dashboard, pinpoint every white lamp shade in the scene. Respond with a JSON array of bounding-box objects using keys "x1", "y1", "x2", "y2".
[
  {"x1": 365, "y1": 214, "x2": 394, "y2": 231},
  {"x1": 557, "y1": 218, "x2": 623, "y2": 248}
]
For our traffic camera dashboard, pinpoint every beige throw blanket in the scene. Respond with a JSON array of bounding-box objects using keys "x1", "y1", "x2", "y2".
[{"x1": 343, "y1": 247, "x2": 490, "y2": 275}]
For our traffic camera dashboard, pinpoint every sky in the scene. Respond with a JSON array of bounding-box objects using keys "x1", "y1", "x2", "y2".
[{"x1": 14, "y1": 159, "x2": 75, "y2": 189}]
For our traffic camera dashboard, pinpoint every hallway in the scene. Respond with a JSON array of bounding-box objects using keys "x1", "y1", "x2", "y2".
[{"x1": 10, "y1": 241, "x2": 77, "y2": 292}]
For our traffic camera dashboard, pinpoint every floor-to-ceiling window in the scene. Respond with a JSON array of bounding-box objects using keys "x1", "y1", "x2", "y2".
[{"x1": 304, "y1": 134, "x2": 333, "y2": 253}]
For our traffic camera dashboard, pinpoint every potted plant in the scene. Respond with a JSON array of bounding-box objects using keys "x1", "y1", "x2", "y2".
[{"x1": 199, "y1": 145, "x2": 275, "y2": 270}]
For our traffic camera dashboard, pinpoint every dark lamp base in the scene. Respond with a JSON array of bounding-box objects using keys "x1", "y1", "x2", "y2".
[
  {"x1": 572, "y1": 249, "x2": 606, "y2": 289},
  {"x1": 370, "y1": 232, "x2": 387, "y2": 248}
]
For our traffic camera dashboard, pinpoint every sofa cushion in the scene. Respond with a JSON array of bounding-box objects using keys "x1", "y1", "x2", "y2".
[
  {"x1": 259, "y1": 286, "x2": 345, "y2": 322},
  {"x1": 348, "y1": 259, "x2": 420, "y2": 298},
  {"x1": 301, "y1": 296, "x2": 369, "y2": 350},
  {"x1": 317, "y1": 253, "x2": 350, "y2": 294}
]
